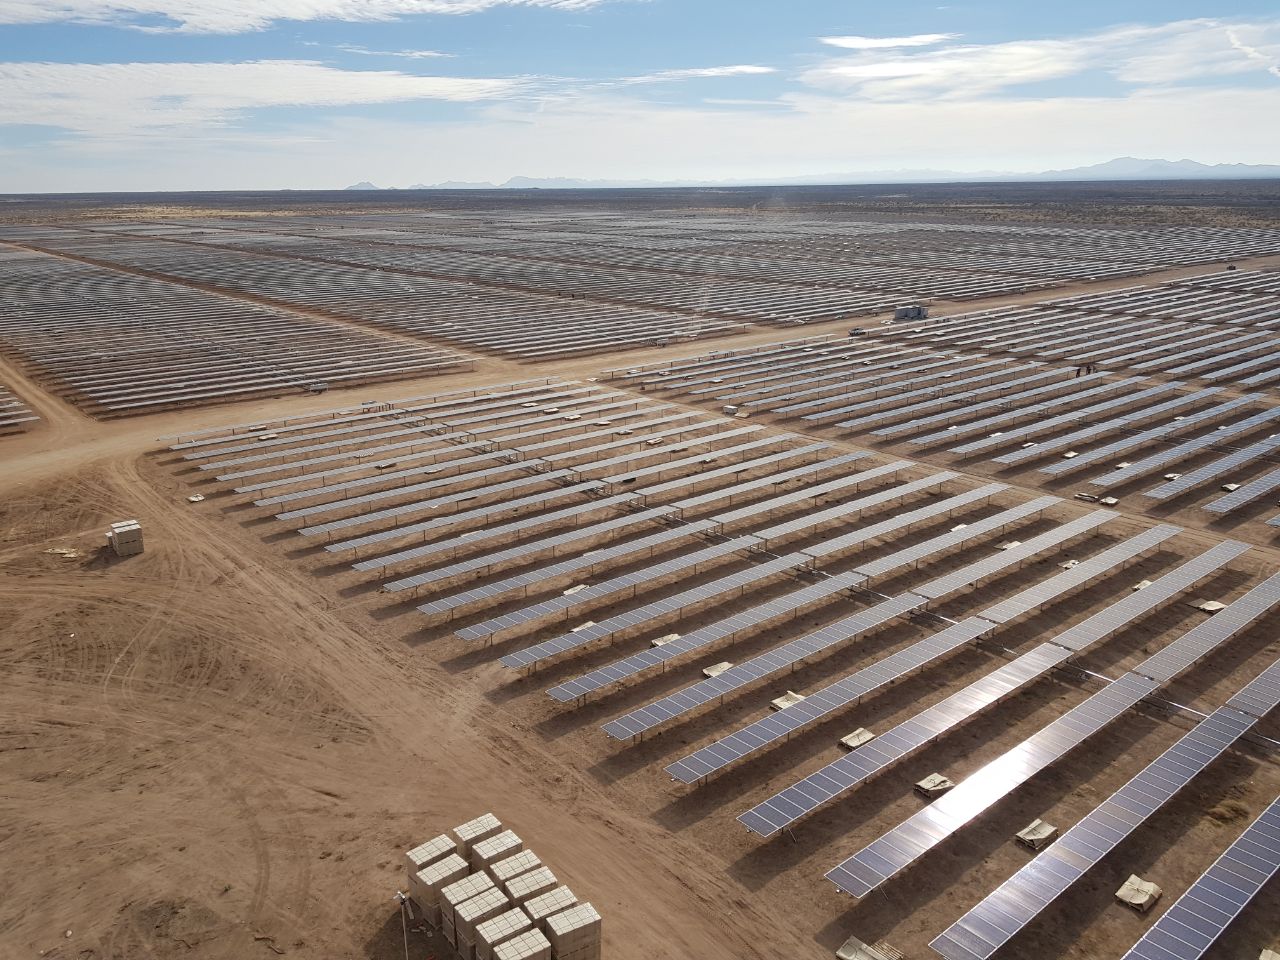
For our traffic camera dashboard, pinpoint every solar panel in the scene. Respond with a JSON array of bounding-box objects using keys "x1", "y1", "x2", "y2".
[
  {"x1": 719, "y1": 347, "x2": 931, "y2": 402},
  {"x1": 184, "y1": 386, "x2": 593, "y2": 461},
  {"x1": 594, "y1": 428, "x2": 779, "y2": 484},
  {"x1": 839, "y1": 492, "x2": 1048, "y2": 577},
  {"x1": 826, "y1": 570, "x2": 1280, "y2": 899},
  {"x1": 861, "y1": 370, "x2": 1097, "y2": 438},
  {"x1": 709, "y1": 461, "x2": 916, "y2": 528},
  {"x1": 545, "y1": 570, "x2": 867, "y2": 703},
  {"x1": 910, "y1": 510, "x2": 1115, "y2": 602},
  {"x1": 666, "y1": 452, "x2": 867, "y2": 514},
  {"x1": 624, "y1": 442, "x2": 836, "y2": 500},
  {"x1": 604, "y1": 511, "x2": 1112, "y2": 742},
  {"x1": 1092, "y1": 406, "x2": 1280, "y2": 490},
  {"x1": 827, "y1": 672, "x2": 1161, "y2": 898},
  {"x1": 499, "y1": 552, "x2": 813, "y2": 669},
  {"x1": 762, "y1": 354, "x2": 967, "y2": 413},
  {"x1": 976, "y1": 524, "x2": 1178, "y2": 624},
  {"x1": 910, "y1": 377, "x2": 1149, "y2": 447},
  {"x1": 665, "y1": 525, "x2": 1175, "y2": 784},
  {"x1": 1117, "y1": 794, "x2": 1280, "y2": 960},
  {"x1": 380, "y1": 453, "x2": 853, "y2": 590},
  {"x1": 993, "y1": 388, "x2": 1218, "y2": 467},
  {"x1": 1136, "y1": 570, "x2": 1280, "y2": 683},
  {"x1": 417, "y1": 519, "x2": 720, "y2": 618},
  {"x1": 833, "y1": 367, "x2": 1060, "y2": 433},
  {"x1": 948, "y1": 382, "x2": 1180, "y2": 456},
  {"x1": 456, "y1": 534, "x2": 759, "y2": 643},
  {"x1": 1040, "y1": 394, "x2": 1261, "y2": 477},
  {"x1": 934, "y1": 655, "x2": 1280, "y2": 960},
  {"x1": 277, "y1": 459, "x2": 543, "y2": 520},
  {"x1": 667, "y1": 617, "x2": 996, "y2": 784},
  {"x1": 786, "y1": 358, "x2": 1021, "y2": 422},
  {"x1": 299, "y1": 468, "x2": 580, "y2": 538},
  {"x1": 738, "y1": 643, "x2": 1074, "y2": 839},
  {"x1": 326, "y1": 481, "x2": 606, "y2": 553},
  {"x1": 602, "y1": 593, "x2": 925, "y2": 741},
  {"x1": 383, "y1": 504, "x2": 680, "y2": 592},
  {"x1": 1144, "y1": 433, "x2": 1280, "y2": 501},
  {"x1": 736, "y1": 540, "x2": 1248, "y2": 838}
]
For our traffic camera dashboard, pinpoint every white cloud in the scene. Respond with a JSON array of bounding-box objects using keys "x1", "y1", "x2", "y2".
[
  {"x1": 819, "y1": 34, "x2": 958, "y2": 50},
  {"x1": 622, "y1": 65, "x2": 776, "y2": 84},
  {"x1": 0, "y1": 0, "x2": 607, "y2": 34},
  {"x1": 1226, "y1": 29, "x2": 1280, "y2": 78},
  {"x1": 0, "y1": 60, "x2": 521, "y2": 137},
  {"x1": 804, "y1": 18, "x2": 1280, "y2": 100},
  {"x1": 335, "y1": 43, "x2": 454, "y2": 59}
]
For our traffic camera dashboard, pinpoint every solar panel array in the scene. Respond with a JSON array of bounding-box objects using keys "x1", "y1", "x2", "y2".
[
  {"x1": 1117, "y1": 793, "x2": 1280, "y2": 960},
  {"x1": 737, "y1": 539, "x2": 1250, "y2": 838},
  {"x1": 932, "y1": 654, "x2": 1280, "y2": 960},
  {"x1": 0, "y1": 382, "x2": 38, "y2": 433},
  {"x1": 666, "y1": 524, "x2": 1177, "y2": 784},
  {"x1": 172, "y1": 376, "x2": 1273, "y2": 935},
  {"x1": 610, "y1": 291, "x2": 1280, "y2": 528},
  {"x1": 826, "y1": 570, "x2": 1280, "y2": 899},
  {"x1": 601, "y1": 511, "x2": 1118, "y2": 741},
  {"x1": 0, "y1": 245, "x2": 472, "y2": 417},
  {"x1": 169, "y1": 379, "x2": 1080, "y2": 686},
  {"x1": 7, "y1": 233, "x2": 749, "y2": 362},
  {"x1": 9, "y1": 211, "x2": 1280, "y2": 366}
]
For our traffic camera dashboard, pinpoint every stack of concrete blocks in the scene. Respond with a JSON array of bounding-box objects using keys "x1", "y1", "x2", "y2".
[
  {"x1": 442, "y1": 872, "x2": 496, "y2": 948},
  {"x1": 493, "y1": 928, "x2": 552, "y2": 960},
  {"x1": 107, "y1": 520, "x2": 144, "y2": 557},
  {"x1": 410, "y1": 852, "x2": 468, "y2": 926},
  {"x1": 402, "y1": 815, "x2": 603, "y2": 959},
  {"x1": 545, "y1": 903, "x2": 602, "y2": 960},
  {"x1": 490, "y1": 851, "x2": 541, "y2": 889},
  {"x1": 406, "y1": 834, "x2": 456, "y2": 879},
  {"x1": 524, "y1": 886, "x2": 578, "y2": 931},
  {"x1": 504, "y1": 867, "x2": 560, "y2": 907},
  {"x1": 455, "y1": 813, "x2": 504, "y2": 861},
  {"x1": 472, "y1": 830, "x2": 523, "y2": 872},
  {"x1": 475, "y1": 908, "x2": 534, "y2": 960},
  {"x1": 405, "y1": 834, "x2": 457, "y2": 914},
  {"x1": 456, "y1": 887, "x2": 512, "y2": 960}
]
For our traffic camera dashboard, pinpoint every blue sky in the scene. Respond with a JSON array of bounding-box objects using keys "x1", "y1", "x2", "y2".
[{"x1": 2, "y1": 0, "x2": 1279, "y2": 191}]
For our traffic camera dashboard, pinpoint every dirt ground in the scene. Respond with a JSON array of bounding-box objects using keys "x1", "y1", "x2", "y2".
[{"x1": 3, "y1": 205, "x2": 1280, "y2": 960}]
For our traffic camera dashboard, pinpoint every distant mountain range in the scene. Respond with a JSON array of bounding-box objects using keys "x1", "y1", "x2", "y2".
[{"x1": 344, "y1": 157, "x2": 1280, "y2": 191}]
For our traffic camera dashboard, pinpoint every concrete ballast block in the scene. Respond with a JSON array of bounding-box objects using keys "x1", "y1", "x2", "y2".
[
  {"x1": 475, "y1": 908, "x2": 533, "y2": 960},
  {"x1": 490, "y1": 850, "x2": 542, "y2": 886},
  {"x1": 442, "y1": 871, "x2": 496, "y2": 933},
  {"x1": 454, "y1": 813, "x2": 504, "y2": 859},
  {"x1": 406, "y1": 834, "x2": 457, "y2": 880},
  {"x1": 411, "y1": 853, "x2": 468, "y2": 924},
  {"x1": 472, "y1": 829, "x2": 523, "y2": 872},
  {"x1": 505, "y1": 866, "x2": 558, "y2": 905},
  {"x1": 524, "y1": 886, "x2": 577, "y2": 928},
  {"x1": 545, "y1": 901, "x2": 602, "y2": 959},
  {"x1": 493, "y1": 928, "x2": 551, "y2": 960}
]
